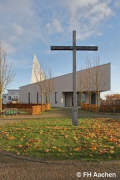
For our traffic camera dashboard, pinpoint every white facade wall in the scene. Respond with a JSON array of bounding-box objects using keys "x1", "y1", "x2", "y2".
[
  {"x1": 20, "y1": 63, "x2": 111, "y2": 107},
  {"x1": 7, "y1": 90, "x2": 19, "y2": 101},
  {"x1": 2, "y1": 90, "x2": 19, "y2": 104}
]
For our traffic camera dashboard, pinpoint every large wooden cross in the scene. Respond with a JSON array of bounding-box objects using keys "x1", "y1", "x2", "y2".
[{"x1": 51, "y1": 30, "x2": 98, "y2": 126}]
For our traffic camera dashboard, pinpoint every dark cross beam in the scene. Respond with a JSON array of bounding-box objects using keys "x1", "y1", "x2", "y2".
[{"x1": 51, "y1": 30, "x2": 98, "y2": 126}]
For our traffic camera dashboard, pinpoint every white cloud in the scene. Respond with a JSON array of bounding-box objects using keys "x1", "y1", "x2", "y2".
[
  {"x1": 52, "y1": 19, "x2": 63, "y2": 33},
  {"x1": 114, "y1": 0, "x2": 120, "y2": 8},
  {"x1": 58, "y1": 0, "x2": 113, "y2": 40},
  {"x1": 1, "y1": 41, "x2": 16, "y2": 53},
  {"x1": 61, "y1": 0, "x2": 99, "y2": 14},
  {"x1": 12, "y1": 23, "x2": 24, "y2": 35},
  {"x1": 46, "y1": 19, "x2": 63, "y2": 34},
  {"x1": 0, "y1": 0, "x2": 44, "y2": 53},
  {"x1": 7, "y1": 57, "x2": 32, "y2": 70},
  {"x1": 0, "y1": 0, "x2": 115, "y2": 56}
]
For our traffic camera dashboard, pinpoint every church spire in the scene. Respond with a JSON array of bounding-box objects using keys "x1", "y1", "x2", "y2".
[{"x1": 31, "y1": 54, "x2": 45, "y2": 83}]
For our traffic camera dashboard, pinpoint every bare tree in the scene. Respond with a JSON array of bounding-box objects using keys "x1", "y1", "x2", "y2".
[
  {"x1": 0, "y1": 42, "x2": 15, "y2": 112},
  {"x1": 42, "y1": 68, "x2": 55, "y2": 106},
  {"x1": 84, "y1": 58, "x2": 93, "y2": 105},
  {"x1": 77, "y1": 69, "x2": 85, "y2": 106},
  {"x1": 81, "y1": 57, "x2": 107, "y2": 112},
  {"x1": 42, "y1": 67, "x2": 50, "y2": 104},
  {"x1": 47, "y1": 69, "x2": 55, "y2": 106},
  {"x1": 92, "y1": 57, "x2": 107, "y2": 112},
  {"x1": 34, "y1": 63, "x2": 55, "y2": 110},
  {"x1": 43, "y1": 71, "x2": 48, "y2": 104}
]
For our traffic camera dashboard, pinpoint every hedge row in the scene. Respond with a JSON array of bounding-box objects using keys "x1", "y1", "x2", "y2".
[
  {"x1": 81, "y1": 103, "x2": 120, "y2": 112},
  {"x1": 2, "y1": 103, "x2": 51, "y2": 115},
  {"x1": 2, "y1": 104, "x2": 5, "y2": 109},
  {"x1": 100, "y1": 105, "x2": 120, "y2": 112},
  {"x1": 32, "y1": 105, "x2": 41, "y2": 115},
  {"x1": 2, "y1": 103, "x2": 42, "y2": 109},
  {"x1": 81, "y1": 103, "x2": 97, "y2": 112}
]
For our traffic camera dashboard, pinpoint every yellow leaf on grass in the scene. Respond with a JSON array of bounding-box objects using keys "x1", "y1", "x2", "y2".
[
  {"x1": 74, "y1": 136, "x2": 78, "y2": 141},
  {"x1": 74, "y1": 147, "x2": 81, "y2": 151},
  {"x1": 89, "y1": 145, "x2": 97, "y2": 151},
  {"x1": 64, "y1": 135, "x2": 68, "y2": 138},
  {"x1": 109, "y1": 146, "x2": 114, "y2": 150},
  {"x1": 52, "y1": 146, "x2": 57, "y2": 149},
  {"x1": 117, "y1": 144, "x2": 120, "y2": 148},
  {"x1": 9, "y1": 136, "x2": 15, "y2": 140},
  {"x1": 57, "y1": 149, "x2": 62, "y2": 152},
  {"x1": 109, "y1": 150, "x2": 114, "y2": 154},
  {"x1": 89, "y1": 154, "x2": 93, "y2": 157},
  {"x1": 17, "y1": 144, "x2": 22, "y2": 148},
  {"x1": 44, "y1": 149, "x2": 49, "y2": 153}
]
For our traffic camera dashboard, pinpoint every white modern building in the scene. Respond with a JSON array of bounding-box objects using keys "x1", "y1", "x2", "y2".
[
  {"x1": 2, "y1": 89, "x2": 19, "y2": 104},
  {"x1": 20, "y1": 55, "x2": 111, "y2": 107}
]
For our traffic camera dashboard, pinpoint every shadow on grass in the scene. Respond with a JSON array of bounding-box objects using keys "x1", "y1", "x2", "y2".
[{"x1": 44, "y1": 108, "x2": 120, "y2": 119}]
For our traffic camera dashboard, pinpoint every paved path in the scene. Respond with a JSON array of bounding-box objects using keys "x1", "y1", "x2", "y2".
[{"x1": 0, "y1": 151, "x2": 120, "y2": 180}]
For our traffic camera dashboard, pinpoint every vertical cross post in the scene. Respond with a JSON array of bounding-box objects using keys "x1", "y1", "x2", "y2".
[
  {"x1": 0, "y1": 59, "x2": 2, "y2": 113},
  {"x1": 72, "y1": 31, "x2": 78, "y2": 125}
]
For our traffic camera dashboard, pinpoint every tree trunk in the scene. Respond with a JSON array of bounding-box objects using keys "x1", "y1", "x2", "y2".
[
  {"x1": 87, "y1": 92, "x2": 90, "y2": 104},
  {"x1": 41, "y1": 94, "x2": 43, "y2": 112},
  {"x1": 0, "y1": 81, "x2": 2, "y2": 113},
  {"x1": 45, "y1": 95, "x2": 47, "y2": 104},
  {"x1": 49, "y1": 97, "x2": 51, "y2": 108},
  {"x1": 0, "y1": 91, "x2": 2, "y2": 113},
  {"x1": 96, "y1": 91, "x2": 99, "y2": 112},
  {"x1": 88, "y1": 92, "x2": 91, "y2": 111}
]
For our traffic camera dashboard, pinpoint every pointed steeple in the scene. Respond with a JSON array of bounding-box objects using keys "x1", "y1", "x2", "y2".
[{"x1": 31, "y1": 54, "x2": 45, "y2": 83}]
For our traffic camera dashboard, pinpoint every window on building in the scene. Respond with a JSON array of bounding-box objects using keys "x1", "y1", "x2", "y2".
[
  {"x1": 28, "y1": 93, "x2": 30, "y2": 103},
  {"x1": 55, "y1": 92, "x2": 57, "y2": 103},
  {"x1": 37, "y1": 92, "x2": 39, "y2": 103},
  {"x1": 8, "y1": 96, "x2": 11, "y2": 100}
]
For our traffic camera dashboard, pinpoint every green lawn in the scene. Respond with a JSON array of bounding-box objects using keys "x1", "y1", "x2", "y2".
[{"x1": 0, "y1": 118, "x2": 119, "y2": 160}]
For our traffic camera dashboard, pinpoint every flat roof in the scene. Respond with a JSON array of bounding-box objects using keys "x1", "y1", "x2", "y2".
[{"x1": 7, "y1": 89, "x2": 19, "y2": 91}]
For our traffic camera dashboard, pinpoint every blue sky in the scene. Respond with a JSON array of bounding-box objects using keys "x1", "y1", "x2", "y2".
[{"x1": 0, "y1": 0, "x2": 120, "y2": 99}]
